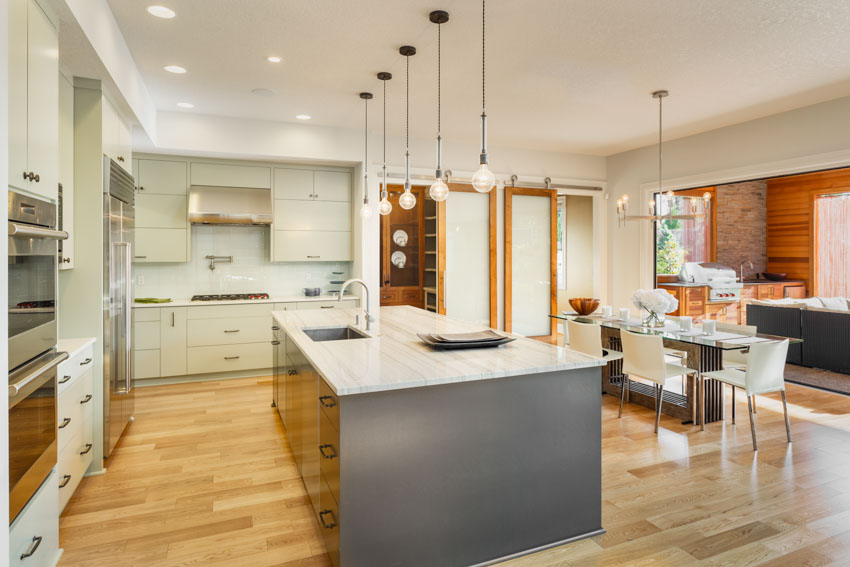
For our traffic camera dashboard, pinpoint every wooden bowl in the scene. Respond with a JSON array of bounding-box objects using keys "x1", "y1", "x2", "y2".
[
  {"x1": 568, "y1": 298, "x2": 600, "y2": 316},
  {"x1": 761, "y1": 272, "x2": 788, "y2": 281}
]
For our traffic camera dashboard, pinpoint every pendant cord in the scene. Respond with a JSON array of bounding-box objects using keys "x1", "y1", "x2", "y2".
[
  {"x1": 482, "y1": 0, "x2": 486, "y2": 113},
  {"x1": 437, "y1": 23, "x2": 441, "y2": 137},
  {"x1": 364, "y1": 98, "x2": 368, "y2": 176},
  {"x1": 406, "y1": 55, "x2": 410, "y2": 152},
  {"x1": 658, "y1": 94, "x2": 662, "y2": 193},
  {"x1": 383, "y1": 80, "x2": 386, "y2": 169}
]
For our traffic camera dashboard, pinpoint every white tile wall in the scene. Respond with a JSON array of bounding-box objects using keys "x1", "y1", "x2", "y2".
[{"x1": 134, "y1": 226, "x2": 351, "y2": 299}]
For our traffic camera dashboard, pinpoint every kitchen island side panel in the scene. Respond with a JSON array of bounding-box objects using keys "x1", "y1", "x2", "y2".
[{"x1": 338, "y1": 366, "x2": 603, "y2": 567}]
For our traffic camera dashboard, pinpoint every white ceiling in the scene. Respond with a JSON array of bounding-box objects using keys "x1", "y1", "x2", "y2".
[{"x1": 106, "y1": 0, "x2": 850, "y2": 156}]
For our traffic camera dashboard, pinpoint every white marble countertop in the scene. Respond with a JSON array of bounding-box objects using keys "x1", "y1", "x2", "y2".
[
  {"x1": 132, "y1": 294, "x2": 356, "y2": 308},
  {"x1": 273, "y1": 305, "x2": 605, "y2": 396},
  {"x1": 58, "y1": 337, "x2": 96, "y2": 359}
]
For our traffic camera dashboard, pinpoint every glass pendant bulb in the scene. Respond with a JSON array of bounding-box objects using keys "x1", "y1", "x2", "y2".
[
  {"x1": 399, "y1": 190, "x2": 416, "y2": 210},
  {"x1": 471, "y1": 163, "x2": 496, "y2": 193},
  {"x1": 430, "y1": 178, "x2": 449, "y2": 201},
  {"x1": 359, "y1": 201, "x2": 371, "y2": 218},
  {"x1": 379, "y1": 197, "x2": 392, "y2": 216}
]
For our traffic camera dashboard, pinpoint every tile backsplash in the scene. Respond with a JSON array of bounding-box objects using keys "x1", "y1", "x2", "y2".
[{"x1": 134, "y1": 225, "x2": 351, "y2": 299}]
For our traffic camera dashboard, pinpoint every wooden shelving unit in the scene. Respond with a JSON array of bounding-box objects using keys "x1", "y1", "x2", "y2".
[{"x1": 424, "y1": 197, "x2": 439, "y2": 313}]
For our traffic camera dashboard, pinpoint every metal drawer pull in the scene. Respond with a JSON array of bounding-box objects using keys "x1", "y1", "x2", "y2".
[
  {"x1": 80, "y1": 443, "x2": 93, "y2": 455},
  {"x1": 307, "y1": 255, "x2": 320, "y2": 258},
  {"x1": 80, "y1": 394, "x2": 93, "y2": 404},
  {"x1": 134, "y1": 255, "x2": 147, "y2": 259},
  {"x1": 9, "y1": 222, "x2": 69, "y2": 240},
  {"x1": 320, "y1": 306, "x2": 334, "y2": 309},
  {"x1": 20, "y1": 536, "x2": 42, "y2": 559},
  {"x1": 59, "y1": 474, "x2": 72, "y2": 488},
  {"x1": 8, "y1": 352, "x2": 69, "y2": 396},
  {"x1": 59, "y1": 417, "x2": 72, "y2": 429},
  {"x1": 271, "y1": 326, "x2": 280, "y2": 331},
  {"x1": 117, "y1": 156, "x2": 124, "y2": 162},
  {"x1": 318, "y1": 509, "x2": 337, "y2": 529},
  {"x1": 224, "y1": 356, "x2": 240, "y2": 360},
  {"x1": 319, "y1": 395, "x2": 337, "y2": 408},
  {"x1": 271, "y1": 340, "x2": 280, "y2": 345},
  {"x1": 59, "y1": 375, "x2": 71, "y2": 384},
  {"x1": 171, "y1": 312, "x2": 175, "y2": 327},
  {"x1": 80, "y1": 358, "x2": 92, "y2": 366},
  {"x1": 224, "y1": 329, "x2": 240, "y2": 333},
  {"x1": 319, "y1": 444, "x2": 337, "y2": 459}
]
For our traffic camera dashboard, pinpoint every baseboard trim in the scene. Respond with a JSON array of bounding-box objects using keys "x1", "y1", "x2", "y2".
[{"x1": 471, "y1": 527, "x2": 606, "y2": 567}]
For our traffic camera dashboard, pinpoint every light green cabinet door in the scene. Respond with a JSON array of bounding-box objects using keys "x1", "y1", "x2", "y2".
[
  {"x1": 136, "y1": 194, "x2": 187, "y2": 228},
  {"x1": 160, "y1": 307, "x2": 187, "y2": 377},
  {"x1": 134, "y1": 229, "x2": 189, "y2": 263},
  {"x1": 138, "y1": 159, "x2": 187, "y2": 195},
  {"x1": 313, "y1": 171, "x2": 351, "y2": 202},
  {"x1": 8, "y1": 0, "x2": 28, "y2": 191},
  {"x1": 274, "y1": 167, "x2": 314, "y2": 200}
]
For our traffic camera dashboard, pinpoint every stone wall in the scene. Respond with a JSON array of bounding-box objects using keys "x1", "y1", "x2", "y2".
[{"x1": 716, "y1": 180, "x2": 767, "y2": 276}]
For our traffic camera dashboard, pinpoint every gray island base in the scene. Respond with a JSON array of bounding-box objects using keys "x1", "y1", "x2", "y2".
[{"x1": 272, "y1": 306, "x2": 605, "y2": 567}]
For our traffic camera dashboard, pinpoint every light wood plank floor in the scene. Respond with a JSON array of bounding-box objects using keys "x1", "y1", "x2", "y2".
[{"x1": 59, "y1": 376, "x2": 850, "y2": 566}]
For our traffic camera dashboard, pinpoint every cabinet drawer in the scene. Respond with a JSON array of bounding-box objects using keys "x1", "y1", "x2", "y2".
[
  {"x1": 740, "y1": 286, "x2": 757, "y2": 300},
  {"x1": 274, "y1": 200, "x2": 352, "y2": 231},
  {"x1": 134, "y1": 320, "x2": 161, "y2": 350},
  {"x1": 57, "y1": 368, "x2": 93, "y2": 454},
  {"x1": 187, "y1": 316, "x2": 272, "y2": 346},
  {"x1": 757, "y1": 285, "x2": 781, "y2": 300},
  {"x1": 318, "y1": 473, "x2": 340, "y2": 567},
  {"x1": 319, "y1": 410, "x2": 340, "y2": 502},
  {"x1": 10, "y1": 471, "x2": 60, "y2": 567},
  {"x1": 135, "y1": 228, "x2": 189, "y2": 263},
  {"x1": 191, "y1": 162, "x2": 271, "y2": 188},
  {"x1": 58, "y1": 344, "x2": 94, "y2": 395},
  {"x1": 297, "y1": 299, "x2": 358, "y2": 310},
  {"x1": 134, "y1": 349, "x2": 161, "y2": 379},
  {"x1": 58, "y1": 430, "x2": 93, "y2": 513},
  {"x1": 134, "y1": 307, "x2": 161, "y2": 322},
  {"x1": 187, "y1": 342, "x2": 272, "y2": 374},
  {"x1": 187, "y1": 303, "x2": 273, "y2": 319},
  {"x1": 273, "y1": 230, "x2": 352, "y2": 262},
  {"x1": 319, "y1": 378, "x2": 339, "y2": 431}
]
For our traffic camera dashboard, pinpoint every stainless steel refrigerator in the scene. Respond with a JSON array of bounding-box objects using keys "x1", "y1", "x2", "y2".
[{"x1": 103, "y1": 157, "x2": 136, "y2": 457}]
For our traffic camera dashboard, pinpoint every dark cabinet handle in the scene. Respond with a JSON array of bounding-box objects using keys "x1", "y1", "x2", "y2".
[
  {"x1": 22, "y1": 171, "x2": 28, "y2": 180},
  {"x1": 80, "y1": 443, "x2": 93, "y2": 455},
  {"x1": 319, "y1": 444, "x2": 337, "y2": 459},
  {"x1": 59, "y1": 474, "x2": 72, "y2": 488},
  {"x1": 58, "y1": 417, "x2": 71, "y2": 429},
  {"x1": 117, "y1": 156, "x2": 124, "y2": 162},
  {"x1": 81, "y1": 394, "x2": 93, "y2": 404},
  {"x1": 134, "y1": 255, "x2": 147, "y2": 259},
  {"x1": 319, "y1": 395, "x2": 337, "y2": 408},
  {"x1": 288, "y1": 369, "x2": 297, "y2": 376},
  {"x1": 271, "y1": 326, "x2": 280, "y2": 331},
  {"x1": 320, "y1": 306, "x2": 334, "y2": 309},
  {"x1": 271, "y1": 340, "x2": 280, "y2": 345},
  {"x1": 63, "y1": 257, "x2": 71, "y2": 263},
  {"x1": 59, "y1": 375, "x2": 71, "y2": 384},
  {"x1": 20, "y1": 536, "x2": 42, "y2": 559},
  {"x1": 224, "y1": 329, "x2": 240, "y2": 333},
  {"x1": 307, "y1": 255, "x2": 321, "y2": 259},
  {"x1": 224, "y1": 356, "x2": 240, "y2": 360},
  {"x1": 34, "y1": 173, "x2": 40, "y2": 183},
  {"x1": 80, "y1": 358, "x2": 92, "y2": 366},
  {"x1": 318, "y1": 509, "x2": 337, "y2": 529}
]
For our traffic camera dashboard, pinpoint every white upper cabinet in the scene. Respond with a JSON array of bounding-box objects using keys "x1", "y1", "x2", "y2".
[
  {"x1": 314, "y1": 171, "x2": 352, "y2": 202},
  {"x1": 137, "y1": 159, "x2": 187, "y2": 195},
  {"x1": 9, "y1": 0, "x2": 58, "y2": 201},
  {"x1": 274, "y1": 168, "x2": 314, "y2": 200},
  {"x1": 58, "y1": 73, "x2": 74, "y2": 270},
  {"x1": 274, "y1": 200, "x2": 351, "y2": 231},
  {"x1": 190, "y1": 162, "x2": 271, "y2": 188},
  {"x1": 102, "y1": 96, "x2": 132, "y2": 173}
]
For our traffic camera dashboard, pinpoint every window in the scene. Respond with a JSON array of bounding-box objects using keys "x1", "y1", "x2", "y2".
[
  {"x1": 815, "y1": 193, "x2": 850, "y2": 296},
  {"x1": 655, "y1": 190, "x2": 714, "y2": 275}
]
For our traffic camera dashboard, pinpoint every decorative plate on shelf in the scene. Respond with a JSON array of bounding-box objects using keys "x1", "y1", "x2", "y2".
[
  {"x1": 391, "y1": 250, "x2": 407, "y2": 269},
  {"x1": 393, "y1": 229, "x2": 409, "y2": 247}
]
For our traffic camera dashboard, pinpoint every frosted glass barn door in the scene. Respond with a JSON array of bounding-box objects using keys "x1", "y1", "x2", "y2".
[
  {"x1": 445, "y1": 191, "x2": 491, "y2": 326},
  {"x1": 507, "y1": 188, "x2": 556, "y2": 337}
]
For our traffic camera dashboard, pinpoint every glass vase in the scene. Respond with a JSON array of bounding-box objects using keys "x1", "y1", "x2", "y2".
[{"x1": 642, "y1": 310, "x2": 666, "y2": 328}]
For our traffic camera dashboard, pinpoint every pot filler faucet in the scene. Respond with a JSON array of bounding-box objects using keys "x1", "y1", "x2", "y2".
[
  {"x1": 739, "y1": 259, "x2": 754, "y2": 282},
  {"x1": 338, "y1": 279, "x2": 375, "y2": 331}
]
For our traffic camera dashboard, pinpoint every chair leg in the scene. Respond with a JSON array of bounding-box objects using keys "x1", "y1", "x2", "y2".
[
  {"x1": 731, "y1": 385, "x2": 736, "y2": 424},
  {"x1": 747, "y1": 395, "x2": 758, "y2": 451},
  {"x1": 654, "y1": 384, "x2": 664, "y2": 434},
  {"x1": 618, "y1": 376, "x2": 627, "y2": 418},
  {"x1": 781, "y1": 390, "x2": 792, "y2": 443},
  {"x1": 700, "y1": 373, "x2": 706, "y2": 431},
  {"x1": 752, "y1": 395, "x2": 757, "y2": 414}
]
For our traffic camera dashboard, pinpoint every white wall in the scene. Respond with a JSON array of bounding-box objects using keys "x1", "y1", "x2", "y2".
[
  {"x1": 606, "y1": 94, "x2": 850, "y2": 310},
  {"x1": 559, "y1": 195, "x2": 594, "y2": 311},
  {"x1": 1, "y1": 0, "x2": 10, "y2": 538}
]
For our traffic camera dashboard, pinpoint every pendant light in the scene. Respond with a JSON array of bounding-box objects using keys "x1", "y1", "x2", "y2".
[
  {"x1": 359, "y1": 92, "x2": 373, "y2": 218},
  {"x1": 471, "y1": 0, "x2": 495, "y2": 193},
  {"x1": 429, "y1": 10, "x2": 450, "y2": 202},
  {"x1": 377, "y1": 72, "x2": 393, "y2": 216},
  {"x1": 399, "y1": 45, "x2": 417, "y2": 210}
]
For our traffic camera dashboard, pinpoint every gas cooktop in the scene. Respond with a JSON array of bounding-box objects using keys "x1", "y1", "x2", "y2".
[{"x1": 190, "y1": 293, "x2": 270, "y2": 302}]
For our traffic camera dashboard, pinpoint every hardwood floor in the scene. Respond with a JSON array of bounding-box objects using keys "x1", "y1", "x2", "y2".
[{"x1": 59, "y1": 376, "x2": 850, "y2": 566}]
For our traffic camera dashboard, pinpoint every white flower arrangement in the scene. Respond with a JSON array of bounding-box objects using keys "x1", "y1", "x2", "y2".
[{"x1": 631, "y1": 288, "x2": 679, "y2": 316}]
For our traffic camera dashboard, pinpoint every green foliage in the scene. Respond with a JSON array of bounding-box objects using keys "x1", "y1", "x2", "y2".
[{"x1": 656, "y1": 237, "x2": 686, "y2": 275}]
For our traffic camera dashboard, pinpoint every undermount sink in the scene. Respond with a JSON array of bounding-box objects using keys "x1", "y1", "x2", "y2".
[{"x1": 303, "y1": 326, "x2": 370, "y2": 342}]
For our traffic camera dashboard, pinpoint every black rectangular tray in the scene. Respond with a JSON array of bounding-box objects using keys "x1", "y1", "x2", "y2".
[{"x1": 417, "y1": 333, "x2": 516, "y2": 350}]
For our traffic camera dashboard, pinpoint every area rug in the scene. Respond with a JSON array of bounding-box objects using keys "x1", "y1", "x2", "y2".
[{"x1": 785, "y1": 364, "x2": 850, "y2": 396}]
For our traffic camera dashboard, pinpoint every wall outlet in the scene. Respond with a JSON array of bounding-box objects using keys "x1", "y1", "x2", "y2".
[{"x1": 137, "y1": 275, "x2": 145, "y2": 285}]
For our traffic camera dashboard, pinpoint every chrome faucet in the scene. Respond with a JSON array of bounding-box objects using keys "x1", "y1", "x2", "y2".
[
  {"x1": 739, "y1": 260, "x2": 754, "y2": 282},
  {"x1": 338, "y1": 279, "x2": 375, "y2": 331}
]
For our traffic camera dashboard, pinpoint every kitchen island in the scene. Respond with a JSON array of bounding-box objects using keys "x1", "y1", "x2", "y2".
[{"x1": 271, "y1": 305, "x2": 606, "y2": 567}]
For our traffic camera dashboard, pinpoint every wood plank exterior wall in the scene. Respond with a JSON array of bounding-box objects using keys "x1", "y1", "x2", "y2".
[{"x1": 766, "y1": 168, "x2": 850, "y2": 293}]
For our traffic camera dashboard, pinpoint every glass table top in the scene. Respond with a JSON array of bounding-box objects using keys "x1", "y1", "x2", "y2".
[{"x1": 550, "y1": 313, "x2": 803, "y2": 351}]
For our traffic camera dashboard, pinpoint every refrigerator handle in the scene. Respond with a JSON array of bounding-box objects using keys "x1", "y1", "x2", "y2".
[{"x1": 116, "y1": 242, "x2": 132, "y2": 394}]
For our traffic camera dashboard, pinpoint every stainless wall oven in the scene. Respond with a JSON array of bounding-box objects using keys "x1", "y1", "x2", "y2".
[{"x1": 8, "y1": 191, "x2": 67, "y2": 370}]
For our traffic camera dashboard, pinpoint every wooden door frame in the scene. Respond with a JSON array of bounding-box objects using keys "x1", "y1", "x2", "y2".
[
  {"x1": 505, "y1": 187, "x2": 557, "y2": 337},
  {"x1": 810, "y1": 187, "x2": 850, "y2": 295},
  {"x1": 438, "y1": 183, "x2": 497, "y2": 329}
]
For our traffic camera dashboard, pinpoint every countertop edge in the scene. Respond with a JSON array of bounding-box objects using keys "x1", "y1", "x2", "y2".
[{"x1": 57, "y1": 337, "x2": 96, "y2": 359}]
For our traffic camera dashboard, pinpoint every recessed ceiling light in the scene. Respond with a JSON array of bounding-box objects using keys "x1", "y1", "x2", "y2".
[
  {"x1": 267, "y1": 56, "x2": 282, "y2": 63},
  {"x1": 146, "y1": 5, "x2": 175, "y2": 18},
  {"x1": 296, "y1": 114, "x2": 311, "y2": 120},
  {"x1": 176, "y1": 102, "x2": 194, "y2": 108},
  {"x1": 251, "y1": 88, "x2": 276, "y2": 97},
  {"x1": 164, "y1": 65, "x2": 186, "y2": 74}
]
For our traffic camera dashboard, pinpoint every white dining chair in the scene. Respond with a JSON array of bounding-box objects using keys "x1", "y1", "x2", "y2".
[
  {"x1": 567, "y1": 320, "x2": 624, "y2": 362},
  {"x1": 619, "y1": 330, "x2": 698, "y2": 433},
  {"x1": 715, "y1": 322, "x2": 757, "y2": 370},
  {"x1": 702, "y1": 339, "x2": 790, "y2": 451}
]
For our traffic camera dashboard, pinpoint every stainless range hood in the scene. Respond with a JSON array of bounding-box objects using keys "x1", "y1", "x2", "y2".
[{"x1": 188, "y1": 185, "x2": 273, "y2": 225}]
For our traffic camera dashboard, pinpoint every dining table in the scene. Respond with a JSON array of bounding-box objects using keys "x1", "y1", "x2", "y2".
[{"x1": 550, "y1": 313, "x2": 803, "y2": 427}]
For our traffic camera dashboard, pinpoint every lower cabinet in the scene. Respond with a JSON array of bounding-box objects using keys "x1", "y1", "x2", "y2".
[{"x1": 9, "y1": 471, "x2": 61, "y2": 567}]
